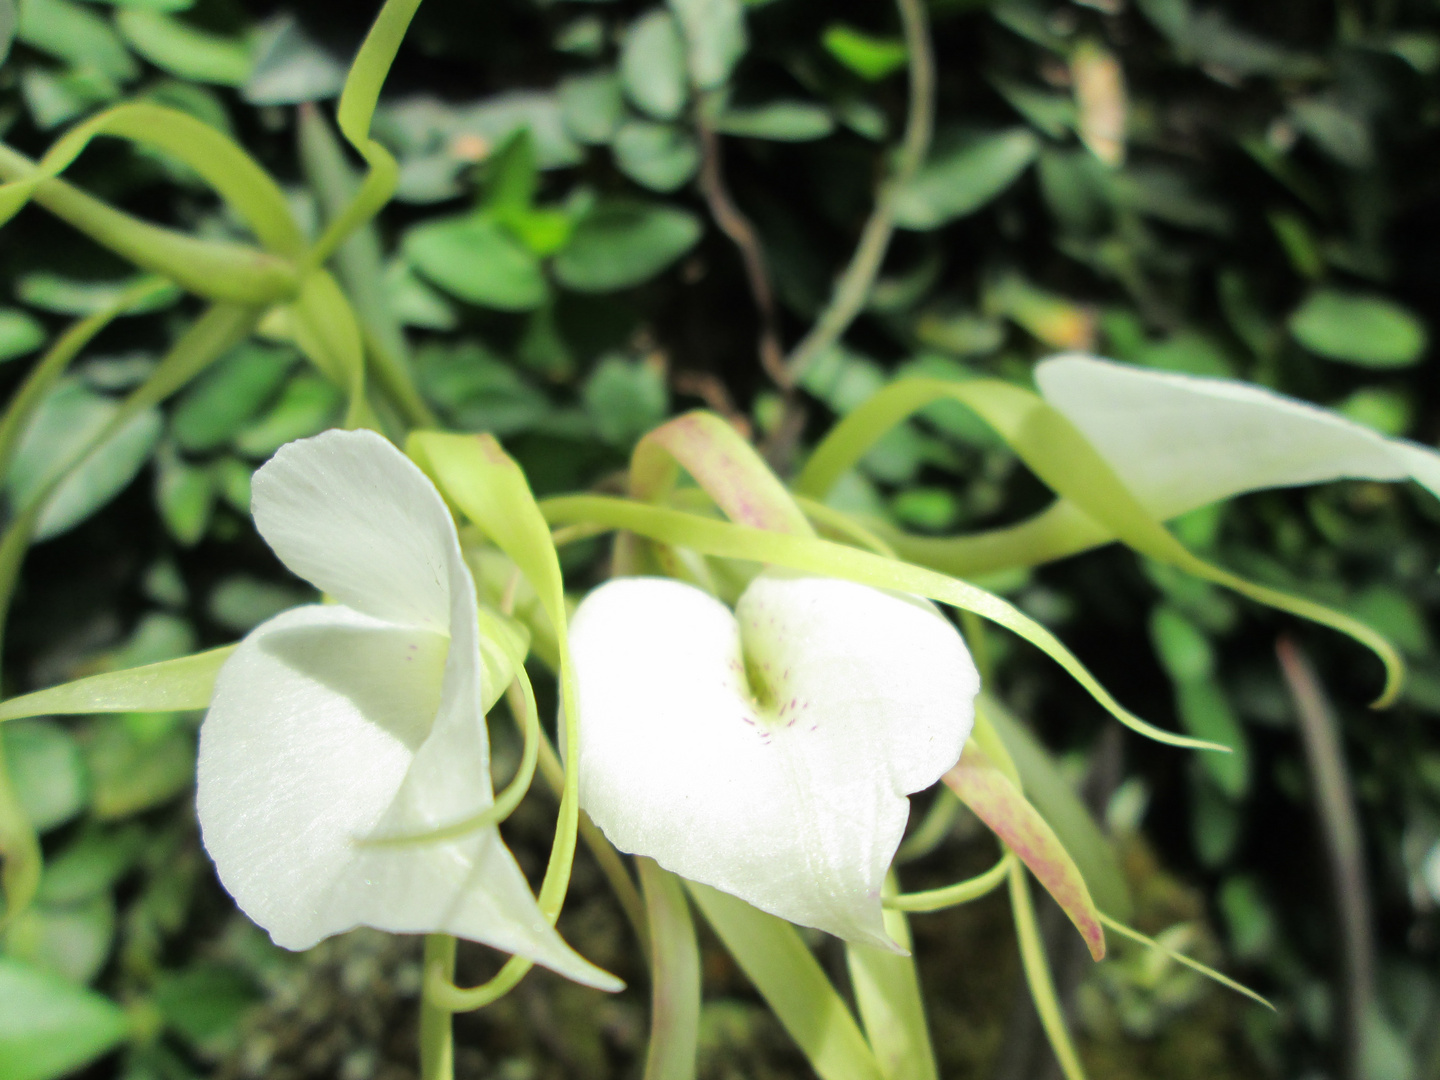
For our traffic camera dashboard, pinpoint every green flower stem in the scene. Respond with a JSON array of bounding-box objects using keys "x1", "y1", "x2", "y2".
[
  {"x1": 847, "y1": 874, "x2": 939, "y2": 1080},
  {"x1": 420, "y1": 935, "x2": 457, "y2": 1080},
  {"x1": 0, "y1": 143, "x2": 299, "y2": 304},
  {"x1": 888, "y1": 853, "x2": 1013, "y2": 912},
  {"x1": 297, "y1": 103, "x2": 436, "y2": 429},
  {"x1": 539, "y1": 495, "x2": 1221, "y2": 751},
  {"x1": 780, "y1": 0, "x2": 935, "y2": 387},
  {"x1": 638, "y1": 859, "x2": 700, "y2": 1080},
  {"x1": 1009, "y1": 860, "x2": 1088, "y2": 1080},
  {"x1": 308, "y1": 0, "x2": 424, "y2": 269}
]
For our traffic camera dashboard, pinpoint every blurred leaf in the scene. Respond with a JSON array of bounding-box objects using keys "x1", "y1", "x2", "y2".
[
  {"x1": 0, "y1": 310, "x2": 45, "y2": 364},
  {"x1": 559, "y1": 70, "x2": 625, "y2": 145},
  {"x1": 242, "y1": 13, "x2": 345, "y2": 105},
  {"x1": 1288, "y1": 289, "x2": 1427, "y2": 368},
  {"x1": 234, "y1": 374, "x2": 341, "y2": 458},
  {"x1": 1190, "y1": 771, "x2": 1241, "y2": 867},
  {"x1": 913, "y1": 309, "x2": 1005, "y2": 357},
  {"x1": 207, "y1": 576, "x2": 308, "y2": 633},
  {"x1": 1267, "y1": 210, "x2": 1324, "y2": 280},
  {"x1": 553, "y1": 199, "x2": 702, "y2": 292},
  {"x1": 893, "y1": 129, "x2": 1039, "y2": 230},
  {"x1": 614, "y1": 120, "x2": 700, "y2": 191},
  {"x1": 1217, "y1": 876, "x2": 1275, "y2": 961},
  {"x1": 153, "y1": 964, "x2": 260, "y2": 1051},
  {"x1": 17, "y1": 0, "x2": 138, "y2": 81},
  {"x1": 4, "y1": 894, "x2": 114, "y2": 984},
  {"x1": 1177, "y1": 681, "x2": 1248, "y2": 797},
  {"x1": 582, "y1": 354, "x2": 668, "y2": 447},
  {"x1": 1111, "y1": 166, "x2": 1229, "y2": 233},
  {"x1": 37, "y1": 826, "x2": 145, "y2": 905},
  {"x1": 892, "y1": 488, "x2": 959, "y2": 531},
  {"x1": 984, "y1": 273, "x2": 1094, "y2": 349},
  {"x1": 2, "y1": 721, "x2": 86, "y2": 834},
  {"x1": 7, "y1": 380, "x2": 163, "y2": 540},
  {"x1": 1335, "y1": 388, "x2": 1411, "y2": 438},
  {"x1": 1071, "y1": 39, "x2": 1125, "y2": 166},
  {"x1": 459, "y1": 92, "x2": 583, "y2": 170},
  {"x1": 383, "y1": 261, "x2": 458, "y2": 331},
  {"x1": 1352, "y1": 586, "x2": 1431, "y2": 657},
  {"x1": 15, "y1": 274, "x2": 180, "y2": 316},
  {"x1": 1150, "y1": 605, "x2": 1213, "y2": 681},
  {"x1": 0, "y1": 956, "x2": 128, "y2": 1080},
  {"x1": 84, "y1": 719, "x2": 193, "y2": 820},
  {"x1": 0, "y1": 0, "x2": 14, "y2": 67},
  {"x1": 621, "y1": 9, "x2": 688, "y2": 121},
  {"x1": 404, "y1": 214, "x2": 548, "y2": 312},
  {"x1": 19, "y1": 67, "x2": 120, "y2": 129},
  {"x1": 822, "y1": 24, "x2": 907, "y2": 81},
  {"x1": 414, "y1": 341, "x2": 550, "y2": 435},
  {"x1": 154, "y1": 449, "x2": 214, "y2": 546},
  {"x1": 991, "y1": 75, "x2": 1074, "y2": 138},
  {"x1": 713, "y1": 101, "x2": 835, "y2": 141},
  {"x1": 170, "y1": 342, "x2": 294, "y2": 452},
  {"x1": 670, "y1": 0, "x2": 746, "y2": 89},
  {"x1": 1291, "y1": 97, "x2": 1372, "y2": 170},
  {"x1": 107, "y1": 611, "x2": 196, "y2": 670},
  {"x1": 115, "y1": 9, "x2": 252, "y2": 86}
]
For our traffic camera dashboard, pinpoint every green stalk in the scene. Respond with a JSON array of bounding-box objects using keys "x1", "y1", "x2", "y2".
[
  {"x1": 420, "y1": 935, "x2": 457, "y2": 1080},
  {"x1": 638, "y1": 859, "x2": 700, "y2": 1080}
]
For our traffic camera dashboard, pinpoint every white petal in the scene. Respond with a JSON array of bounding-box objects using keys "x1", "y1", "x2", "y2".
[
  {"x1": 198, "y1": 604, "x2": 617, "y2": 989},
  {"x1": 250, "y1": 429, "x2": 457, "y2": 633},
  {"x1": 572, "y1": 573, "x2": 978, "y2": 948},
  {"x1": 1034, "y1": 354, "x2": 1439, "y2": 520}
]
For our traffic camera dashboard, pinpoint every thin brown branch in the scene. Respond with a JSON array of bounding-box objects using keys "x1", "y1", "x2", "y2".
[
  {"x1": 1276, "y1": 635, "x2": 1375, "y2": 1080},
  {"x1": 694, "y1": 118, "x2": 789, "y2": 393}
]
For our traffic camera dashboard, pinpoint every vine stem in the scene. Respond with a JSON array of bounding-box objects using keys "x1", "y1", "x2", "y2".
[{"x1": 780, "y1": 0, "x2": 935, "y2": 389}]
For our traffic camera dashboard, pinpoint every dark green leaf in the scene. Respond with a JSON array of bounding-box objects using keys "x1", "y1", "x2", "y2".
[
  {"x1": 558, "y1": 70, "x2": 624, "y2": 145},
  {"x1": 582, "y1": 354, "x2": 668, "y2": 446},
  {"x1": 153, "y1": 964, "x2": 260, "y2": 1050},
  {"x1": 893, "y1": 129, "x2": 1039, "y2": 230},
  {"x1": 613, "y1": 120, "x2": 700, "y2": 191},
  {"x1": 1288, "y1": 289, "x2": 1427, "y2": 368},
  {"x1": 0, "y1": 956, "x2": 128, "y2": 1080},
  {"x1": 822, "y1": 24, "x2": 907, "y2": 81},
  {"x1": 169, "y1": 343, "x2": 295, "y2": 452},
  {"x1": 233, "y1": 374, "x2": 342, "y2": 459},
  {"x1": 404, "y1": 215, "x2": 548, "y2": 311},
  {"x1": 553, "y1": 199, "x2": 701, "y2": 292}
]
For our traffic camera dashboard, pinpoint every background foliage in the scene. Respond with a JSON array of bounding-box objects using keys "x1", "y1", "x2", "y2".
[{"x1": 0, "y1": 0, "x2": 1437, "y2": 1077}]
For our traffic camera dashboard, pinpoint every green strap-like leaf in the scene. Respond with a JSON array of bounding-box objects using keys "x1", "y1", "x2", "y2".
[
  {"x1": 0, "y1": 103, "x2": 303, "y2": 256},
  {"x1": 540, "y1": 495, "x2": 1220, "y2": 751},
  {"x1": 309, "y1": 0, "x2": 423, "y2": 268},
  {"x1": 846, "y1": 876, "x2": 939, "y2": 1080},
  {"x1": 288, "y1": 270, "x2": 371, "y2": 428},
  {"x1": 631, "y1": 411, "x2": 814, "y2": 535},
  {"x1": 0, "y1": 647, "x2": 235, "y2": 723},
  {"x1": 1009, "y1": 861, "x2": 1088, "y2": 1080},
  {"x1": 296, "y1": 103, "x2": 436, "y2": 429},
  {"x1": 0, "y1": 142, "x2": 297, "y2": 305},
  {"x1": 943, "y1": 740, "x2": 1105, "y2": 960},
  {"x1": 686, "y1": 881, "x2": 886, "y2": 1080},
  {"x1": 983, "y1": 693, "x2": 1132, "y2": 921},
  {"x1": 638, "y1": 859, "x2": 701, "y2": 1080},
  {"x1": 797, "y1": 377, "x2": 1403, "y2": 706}
]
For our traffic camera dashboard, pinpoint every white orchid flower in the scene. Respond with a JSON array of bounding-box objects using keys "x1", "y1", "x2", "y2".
[
  {"x1": 196, "y1": 429, "x2": 617, "y2": 990},
  {"x1": 569, "y1": 570, "x2": 980, "y2": 949},
  {"x1": 1036, "y1": 354, "x2": 1440, "y2": 520}
]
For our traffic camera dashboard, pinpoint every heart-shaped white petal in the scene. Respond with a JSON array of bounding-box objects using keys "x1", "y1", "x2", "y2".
[
  {"x1": 198, "y1": 429, "x2": 617, "y2": 990},
  {"x1": 571, "y1": 572, "x2": 979, "y2": 948},
  {"x1": 1036, "y1": 354, "x2": 1440, "y2": 520}
]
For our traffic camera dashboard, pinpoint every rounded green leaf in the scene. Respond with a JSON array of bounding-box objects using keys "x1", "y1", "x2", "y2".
[
  {"x1": 1288, "y1": 288, "x2": 1428, "y2": 368},
  {"x1": 613, "y1": 120, "x2": 700, "y2": 192},
  {"x1": 0, "y1": 956, "x2": 129, "y2": 1080},
  {"x1": 404, "y1": 215, "x2": 548, "y2": 312},
  {"x1": 669, "y1": 0, "x2": 747, "y2": 90},
  {"x1": 822, "y1": 24, "x2": 908, "y2": 81},
  {"x1": 558, "y1": 70, "x2": 624, "y2": 145},
  {"x1": 0, "y1": 308, "x2": 45, "y2": 363},
  {"x1": 553, "y1": 200, "x2": 701, "y2": 292},
  {"x1": 713, "y1": 101, "x2": 835, "y2": 141},
  {"x1": 621, "y1": 10, "x2": 688, "y2": 121},
  {"x1": 2, "y1": 720, "x2": 87, "y2": 833},
  {"x1": 169, "y1": 343, "x2": 295, "y2": 453},
  {"x1": 893, "y1": 128, "x2": 1040, "y2": 231}
]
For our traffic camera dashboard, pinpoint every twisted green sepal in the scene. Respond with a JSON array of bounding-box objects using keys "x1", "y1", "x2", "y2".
[
  {"x1": 0, "y1": 142, "x2": 297, "y2": 306},
  {"x1": 308, "y1": 0, "x2": 423, "y2": 269},
  {"x1": 408, "y1": 431, "x2": 588, "y2": 1009},
  {"x1": 797, "y1": 378, "x2": 1404, "y2": 708},
  {"x1": 286, "y1": 270, "x2": 374, "y2": 430},
  {"x1": 685, "y1": 882, "x2": 887, "y2": 1080},
  {"x1": 540, "y1": 497, "x2": 1220, "y2": 752},
  {"x1": 637, "y1": 859, "x2": 701, "y2": 1080}
]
